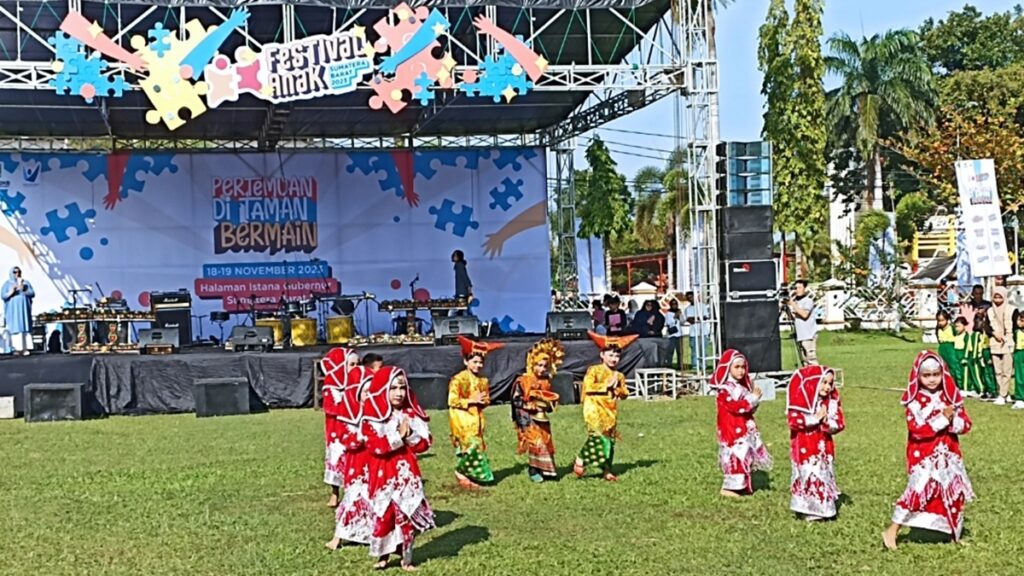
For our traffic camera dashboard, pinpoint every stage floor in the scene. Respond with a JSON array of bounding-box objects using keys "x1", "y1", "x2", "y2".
[{"x1": 0, "y1": 337, "x2": 674, "y2": 416}]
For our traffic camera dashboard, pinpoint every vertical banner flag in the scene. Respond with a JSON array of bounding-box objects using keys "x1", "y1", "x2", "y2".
[{"x1": 954, "y1": 159, "x2": 1011, "y2": 278}]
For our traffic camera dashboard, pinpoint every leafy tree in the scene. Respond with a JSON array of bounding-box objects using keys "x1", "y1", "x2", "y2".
[
  {"x1": 577, "y1": 136, "x2": 632, "y2": 283},
  {"x1": 895, "y1": 192, "x2": 936, "y2": 245},
  {"x1": 920, "y1": 4, "x2": 1024, "y2": 75},
  {"x1": 894, "y1": 106, "x2": 1024, "y2": 211},
  {"x1": 759, "y1": 0, "x2": 828, "y2": 277},
  {"x1": 825, "y1": 30, "x2": 937, "y2": 210}
]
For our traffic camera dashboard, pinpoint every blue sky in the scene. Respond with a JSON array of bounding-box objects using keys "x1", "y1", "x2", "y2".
[{"x1": 587, "y1": 0, "x2": 1017, "y2": 179}]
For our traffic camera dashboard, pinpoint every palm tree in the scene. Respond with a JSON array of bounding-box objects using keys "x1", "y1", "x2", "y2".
[{"x1": 825, "y1": 30, "x2": 936, "y2": 212}]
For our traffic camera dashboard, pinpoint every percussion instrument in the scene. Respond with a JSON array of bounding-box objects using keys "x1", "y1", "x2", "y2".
[
  {"x1": 378, "y1": 297, "x2": 468, "y2": 312},
  {"x1": 291, "y1": 318, "x2": 318, "y2": 347},
  {"x1": 255, "y1": 318, "x2": 285, "y2": 346},
  {"x1": 210, "y1": 311, "x2": 231, "y2": 323},
  {"x1": 327, "y1": 316, "x2": 355, "y2": 344}
]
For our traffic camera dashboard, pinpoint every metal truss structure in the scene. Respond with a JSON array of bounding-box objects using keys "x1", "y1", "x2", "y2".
[{"x1": 0, "y1": 0, "x2": 719, "y2": 360}]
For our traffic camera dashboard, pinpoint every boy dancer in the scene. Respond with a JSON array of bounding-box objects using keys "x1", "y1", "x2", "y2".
[
  {"x1": 448, "y1": 336, "x2": 504, "y2": 488},
  {"x1": 573, "y1": 331, "x2": 636, "y2": 482}
]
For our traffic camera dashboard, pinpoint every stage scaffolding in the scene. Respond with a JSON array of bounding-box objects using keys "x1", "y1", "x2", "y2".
[{"x1": 0, "y1": 0, "x2": 721, "y2": 369}]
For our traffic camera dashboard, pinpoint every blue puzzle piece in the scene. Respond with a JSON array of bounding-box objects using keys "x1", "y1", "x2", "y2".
[
  {"x1": 413, "y1": 72, "x2": 435, "y2": 106},
  {"x1": 0, "y1": 153, "x2": 20, "y2": 175},
  {"x1": 144, "y1": 154, "x2": 178, "y2": 176},
  {"x1": 491, "y1": 148, "x2": 538, "y2": 171},
  {"x1": 428, "y1": 200, "x2": 479, "y2": 237},
  {"x1": 148, "y1": 23, "x2": 172, "y2": 58},
  {"x1": 492, "y1": 315, "x2": 526, "y2": 334},
  {"x1": 48, "y1": 32, "x2": 128, "y2": 103},
  {"x1": 40, "y1": 202, "x2": 95, "y2": 243},
  {"x1": 459, "y1": 49, "x2": 534, "y2": 103},
  {"x1": 346, "y1": 154, "x2": 404, "y2": 199},
  {"x1": 80, "y1": 155, "x2": 107, "y2": 182},
  {"x1": 120, "y1": 156, "x2": 154, "y2": 198},
  {"x1": 488, "y1": 177, "x2": 524, "y2": 211},
  {"x1": 0, "y1": 189, "x2": 27, "y2": 216}
]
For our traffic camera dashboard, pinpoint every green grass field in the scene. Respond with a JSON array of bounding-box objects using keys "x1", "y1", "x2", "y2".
[{"x1": 2, "y1": 330, "x2": 1022, "y2": 575}]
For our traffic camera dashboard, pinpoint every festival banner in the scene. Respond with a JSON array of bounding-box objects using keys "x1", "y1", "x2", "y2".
[
  {"x1": 0, "y1": 148, "x2": 549, "y2": 334},
  {"x1": 954, "y1": 159, "x2": 1012, "y2": 278}
]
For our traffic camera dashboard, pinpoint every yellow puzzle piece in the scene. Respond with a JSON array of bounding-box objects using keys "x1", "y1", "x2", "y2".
[{"x1": 131, "y1": 20, "x2": 212, "y2": 131}]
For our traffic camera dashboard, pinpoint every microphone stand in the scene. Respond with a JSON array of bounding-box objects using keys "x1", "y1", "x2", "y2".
[{"x1": 406, "y1": 273, "x2": 421, "y2": 336}]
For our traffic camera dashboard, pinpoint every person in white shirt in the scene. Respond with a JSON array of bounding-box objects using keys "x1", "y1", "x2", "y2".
[
  {"x1": 663, "y1": 298, "x2": 683, "y2": 369},
  {"x1": 786, "y1": 280, "x2": 819, "y2": 366}
]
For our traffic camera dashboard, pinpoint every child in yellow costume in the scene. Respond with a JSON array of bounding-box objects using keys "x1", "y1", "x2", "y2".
[
  {"x1": 574, "y1": 331, "x2": 637, "y2": 482},
  {"x1": 448, "y1": 336, "x2": 504, "y2": 488},
  {"x1": 511, "y1": 338, "x2": 566, "y2": 482}
]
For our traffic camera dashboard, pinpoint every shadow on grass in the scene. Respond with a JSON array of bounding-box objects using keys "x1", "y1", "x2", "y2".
[
  {"x1": 432, "y1": 509, "x2": 460, "y2": 528},
  {"x1": 613, "y1": 459, "x2": 661, "y2": 477},
  {"x1": 492, "y1": 462, "x2": 528, "y2": 484},
  {"x1": 752, "y1": 470, "x2": 772, "y2": 492},
  {"x1": 418, "y1": 525, "x2": 491, "y2": 563},
  {"x1": 836, "y1": 493, "x2": 853, "y2": 513},
  {"x1": 901, "y1": 527, "x2": 964, "y2": 546}
]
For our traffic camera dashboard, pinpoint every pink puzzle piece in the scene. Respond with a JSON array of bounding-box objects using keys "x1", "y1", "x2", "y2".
[
  {"x1": 204, "y1": 54, "x2": 240, "y2": 108},
  {"x1": 236, "y1": 57, "x2": 262, "y2": 95},
  {"x1": 369, "y1": 3, "x2": 453, "y2": 113}
]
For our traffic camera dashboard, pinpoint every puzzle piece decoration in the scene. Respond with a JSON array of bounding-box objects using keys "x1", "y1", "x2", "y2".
[
  {"x1": 131, "y1": 19, "x2": 211, "y2": 131},
  {"x1": 428, "y1": 200, "x2": 479, "y2": 237},
  {"x1": 491, "y1": 148, "x2": 539, "y2": 171},
  {"x1": 48, "y1": 32, "x2": 128, "y2": 102},
  {"x1": 0, "y1": 189, "x2": 27, "y2": 216},
  {"x1": 104, "y1": 153, "x2": 181, "y2": 209},
  {"x1": 413, "y1": 72, "x2": 435, "y2": 106},
  {"x1": 180, "y1": 8, "x2": 250, "y2": 80},
  {"x1": 58, "y1": 11, "x2": 146, "y2": 71},
  {"x1": 40, "y1": 203, "x2": 96, "y2": 243},
  {"x1": 147, "y1": 23, "x2": 172, "y2": 58},
  {"x1": 345, "y1": 154, "x2": 405, "y2": 200},
  {"x1": 492, "y1": 315, "x2": 526, "y2": 334},
  {"x1": 0, "y1": 154, "x2": 20, "y2": 174},
  {"x1": 488, "y1": 177, "x2": 524, "y2": 211},
  {"x1": 459, "y1": 49, "x2": 533, "y2": 103},
  {"x1": 203, "y1": 54, "x2": 241, "y2": 108},
  {"x1": 369, "y1": 3, "x2": 455, "y2": 114},
  {"x1": 472, "y1": 16, "x2": 549, "y2": 82}
]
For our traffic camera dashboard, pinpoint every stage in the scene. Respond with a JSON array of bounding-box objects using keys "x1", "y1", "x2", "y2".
[{"x1": 0, "y1": 337, "x2": 675, "y2": 417}]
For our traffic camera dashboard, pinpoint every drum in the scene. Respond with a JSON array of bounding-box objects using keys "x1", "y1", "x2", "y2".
[
  {"x1": 255, "y1": 318, "x2": 284, "y2": 346},
  {"x1": 327, "y1": 315, "x2": 354, "y2": 344},
  {"x1": 210, "y1": 311, "x2": 230, "y2": 323},
  {"x1": 285, "y1": 301, "x2": 304, "y2": 317},
  {"x1": 291, "y1": 318, "x2": 318, "y2": 347}
]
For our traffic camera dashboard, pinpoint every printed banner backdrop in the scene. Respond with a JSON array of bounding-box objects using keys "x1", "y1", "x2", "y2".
[
  {"x1": 954, "y1": 159, "x2": 1011, "y2": 278},
  {"x1": 0, "y1": 148, "x2": 549, "y2": 336}
]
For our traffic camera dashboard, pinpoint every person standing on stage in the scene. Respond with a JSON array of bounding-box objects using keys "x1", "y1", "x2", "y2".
[
  {"x1": 2, "y1": 267, "x2": 35, "y2": 356},
  {"x1": 452, "y1": 250, "x2": 472, "y2": 301}
]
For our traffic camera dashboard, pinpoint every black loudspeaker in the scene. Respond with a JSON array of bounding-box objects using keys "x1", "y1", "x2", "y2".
[
  {"x1": 722, "y1": 231, "x2": 773, "y2": 260},
  {"x1": 24, "y1": 383, "x2": 85, "y2": 422},
  {"x1": 722, "y1": 205, "x2": 774, "y2": 234},
  {"x1": 228, "y1": 326, "x2": 275, "y2": 352},
  {"x1": 156, "y1": 309, "x2": 192, "y2": 346},
  {"x1": 139, "y1": 327, "x2": 180, "y2": 349},
  {"x1": 432, "y1": 315, "x2": 480, "y2": 344},
  {"x1": 721, "y1": 206, "x2": 773, "y2": 260},
  {"x1": 406, "y1": 373, "x2": 449, "y2": 410},
  {"x1": 193, "y1": 377, "x2": 250, "y2": 417},
  {"x1": 721, "y1": 300, "x2": 782, "y2": 372},
  {"x1": 724, "y1": 260, "x2": 778, "y2": 297},
  {"x1": 545, "y1": 311, "x2": 592, "y2": 340},
  {"x1": 551, "y1": 371, "x2": 578, "y2": 405}
]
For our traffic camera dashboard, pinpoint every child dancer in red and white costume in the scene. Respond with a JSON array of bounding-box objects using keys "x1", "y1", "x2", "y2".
[
  {"x1": 361, "y1": 367, "x2": 435, "y2": 571},
  {"x1": 321, "y1": 347, "x2": 360, "y2": 508},
  {"x1": 883, "y1": 351, "x2": 974, "y2": 550},
  {"x1": 787, "y1": 365, "x2": 845, "y2": 520},
  {"x1": 710, "y1": 349, "x2": 772, "y2": 497},
  {"x1": 325, "y1": 364, "x2": 376, "y2": 550}
]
